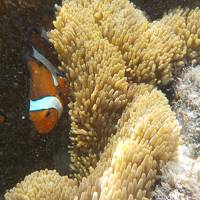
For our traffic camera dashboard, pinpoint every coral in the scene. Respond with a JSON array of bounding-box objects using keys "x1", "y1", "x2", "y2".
[
  {"x1": 161, "y1": 7, "x2": 200, "y2": 64},
  {"x1": 51, "y1": 1, "x2": 200, "y2": 87},
  {"x1": 76, "y1": 86, "x2": 180, "y2": 200},
  {"x1": 57, "y1": 0, "x2": 186, "y2": 86},
  {"x1": 92, "y1": 3, "x2": 200, "y2": 84},
  {"x1": 4, "y1": 170, "x2": 77, "y2": 200},
  {"x1": 172, "y1": 65, "x2": 200, "y2": 157},
  {"x1": 49, "y1": 1, "x2": 128, "y2": 177},
  {"x1": 153, "y1": 145, "x2": 200, "y2": 200},
  {"x1": 123, "y1": 20, "x2": 185, "y2": 85},
  {"x1": 48, "y1": 0, "x2": 182, "y2": 177},
  {"x1": 187, "y1": 65, "x2": 200, "y2": 86},
  {"x1": 5, "y1": 85, "x2": 180, "y2": 200},
  {"x1": 99, "y1": 2, "x2": 185, "y2": 85}
]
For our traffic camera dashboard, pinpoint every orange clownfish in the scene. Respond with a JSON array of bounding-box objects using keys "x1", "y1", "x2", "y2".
[
  {"x1": 24, "y1": 28, "x2": 68, "y2": 134},
  {"x1": 0, "y1": 114, "x2": 5, "y2": 124}
]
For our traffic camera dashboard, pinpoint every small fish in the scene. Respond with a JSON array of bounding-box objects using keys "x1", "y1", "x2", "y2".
[
  {"x1": 0, "y1": 111, "x2": 6, "y2": 124},
  {"x1": 0, "y1": 114, "x2": 5, "y2": 124},
  {"x1": 24, "y1": 28, "x2": 68, "y2": 134}
]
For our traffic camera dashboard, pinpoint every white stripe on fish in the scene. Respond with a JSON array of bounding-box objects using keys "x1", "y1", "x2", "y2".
[
  {"x1": 30, "y1": 96, "x2": 63, "y2": 118},
  {"x1": 31, "y1": 47, "x2": 59, "y2": 86}
]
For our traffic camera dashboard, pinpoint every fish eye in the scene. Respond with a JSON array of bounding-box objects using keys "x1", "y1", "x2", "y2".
[
  {"x1": 45, "y1": 110, "x2": 51, "y2": 118},
  {"x1": 41, "y1": 37, "x2": 46, "y2": 42}
]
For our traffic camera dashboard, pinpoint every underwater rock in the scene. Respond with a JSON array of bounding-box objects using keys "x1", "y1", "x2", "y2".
[
  {"x1": 173, "y1": 65, "x2": 200, "y2": 158},
  {"x1": 153, "y1": 145, "x2": 200, "y2": 200}
]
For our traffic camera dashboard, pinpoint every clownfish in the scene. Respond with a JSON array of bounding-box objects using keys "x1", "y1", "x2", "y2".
[
  {"x1": 24, "y1": 28, "x2": 68, "y2": 134},
  {"x1": 0, "y1": 114, "x2": 5, "y2": 124}
]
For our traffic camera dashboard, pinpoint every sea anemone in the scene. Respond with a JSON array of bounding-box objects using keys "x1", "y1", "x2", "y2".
[{"x1": 5, "y1": 0, "x2": 200, "y2": 199}]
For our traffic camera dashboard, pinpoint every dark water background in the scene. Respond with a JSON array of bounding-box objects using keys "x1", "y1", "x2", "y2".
[{"x1": 0, "y1": 0, "x2": 200, "y2": 198}]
